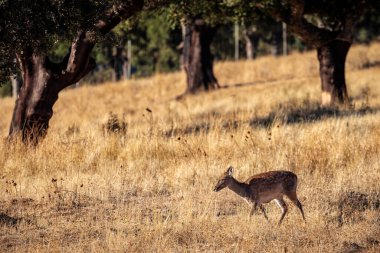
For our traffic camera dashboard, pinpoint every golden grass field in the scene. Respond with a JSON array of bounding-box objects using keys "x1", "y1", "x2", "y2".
[{"x1": 1, "y1": 43, "x2": 380, "y2": 252}]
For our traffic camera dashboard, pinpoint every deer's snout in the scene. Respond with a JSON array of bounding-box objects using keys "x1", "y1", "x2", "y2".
[{"x1": 213, "y1": 185, "x2": 222, "y2": 192}]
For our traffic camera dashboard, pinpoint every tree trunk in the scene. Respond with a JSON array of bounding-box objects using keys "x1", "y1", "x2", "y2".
[
  {"x1": 271, "y1": 27, "x2": 283, "y2": 56},
  {"x1": 8, "y1": 1, "x2": 143, "y2": 144},
  {"x1": 282, "y1": 22, "x2": 287, "y2": 56},
  {"x1": 10, "y1": 53, "x2": 59, "y2": 143},
  {"x1": 245, "y1": 36, "x2": 254, "y2": 60},
  {"x1": 10, "y1": 74, "x2": 21, "y2": 98},
  {"x1": 183, "y1": 17, "x2": 219, "y2": 93},
  {"x1": 112, "y1": 46, "x2": 128, "y2": 82},
  {"x1": 9, "y1": 47, "x2": 95, "y2": 144},
  {"x1": 317, "y1": 40, "x2": 351, "y2": 106},
  {"x1": 242, "y1": 26, "x2": 260, "y2": 60}
]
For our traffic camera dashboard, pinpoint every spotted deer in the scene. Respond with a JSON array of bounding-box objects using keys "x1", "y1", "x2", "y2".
[{"x1": 214, "y1": 166, "x2": 305, "y2": 225}]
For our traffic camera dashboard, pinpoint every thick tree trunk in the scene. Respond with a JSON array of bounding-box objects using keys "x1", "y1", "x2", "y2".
[
  {"x1": 9, "y1": 47, "x2": 95, "y2": 144},
  {"x1": 256, "y1": 0, "x2": 358, "y2": 106},
  {"x1": 10, "y1": 54, "x2": 59, "y2": 143},
  {"x1": 8, "y1": 1, "x2": 143, "y2": 144},
  {"x1": 317, "y1": 40, "x2": 351, "y2": 106},
  {"x1": 183, "y1": 17, "x2": 219, "y2": 93}
]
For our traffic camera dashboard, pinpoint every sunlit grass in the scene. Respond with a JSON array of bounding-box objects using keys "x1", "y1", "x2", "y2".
[{"x1": 0, "y1": 42, "x2": 380, "y2": 252}]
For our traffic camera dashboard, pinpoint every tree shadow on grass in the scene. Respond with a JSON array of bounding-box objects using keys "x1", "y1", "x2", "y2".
[
  {"x1": 250, "y1": 105, "x2": 379, "y2": 129},
  {"x1": 218, "y1": 76, "x2": 296, "y2": 90},
  {"x1": 164, "y1": 120, "x2": 240, "y2": 137},
  {"x1": 359, "y1": 60, "x2": 380, "y2": 70},
  {"x1": 163, "y1": 104, "x2": 379, "y2": 138},
  {"x1": 174, "y1": 77, "x2": 295, "y2": 100}
]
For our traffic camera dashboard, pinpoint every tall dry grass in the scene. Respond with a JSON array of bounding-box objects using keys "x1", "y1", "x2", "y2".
[{"x1": 0, "y1": 43, "x2": 380, "y2": 252}]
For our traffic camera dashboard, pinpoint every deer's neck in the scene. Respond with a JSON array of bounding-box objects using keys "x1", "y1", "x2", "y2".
[{"x1": 228, "y1": 177, "x2": 250, "y2": 199}]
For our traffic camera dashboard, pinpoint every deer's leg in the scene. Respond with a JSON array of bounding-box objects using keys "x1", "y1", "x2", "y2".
[
  {"x1": 250, "y1": 202, "x2": 258, "y2": 217},
  {"x1": 275, "y1": 198, "x2": 288, "y2": 226},
  {"x1": 259, "y1": 205, "x2": 269, "y2": 222},
  {"x1": 286, "y1": 191, "x2": 306, "y2": 221}
]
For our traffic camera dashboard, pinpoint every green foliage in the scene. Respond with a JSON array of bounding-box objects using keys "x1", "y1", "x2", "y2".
[
  {"x1": 167, "y1": 0, "x2": 236, "y2": 25},
  {"x1": 0, "y1": 0, "x2": 112, "y2": 79},
  {"x1": 109, "y1": 10, "x2": 182, "y2": 77},
  {"x1": 257, "y1": 0, "x2": 378, "y2": 30},
  {"x1": 49, "y1": 40, "x2": 72, "y2": 63},
  {"x1": 128, "y1": 11, "x2": 181, "y2": 75},
  {"x1": 143, "y1": 11, "x2": 181, "y2": 73},
  {"x1": 59, "y1": 9, "x2": 183, "y2": 80},
  {"x1": 356, "y1": 8, "x2": 380, "y2": 43},
  {"x1": 1, "y1": 0, "x2": 379, "y2": 84},
  {"x1": 0, "y1": 81, "x2": 11, "y2": 98}
]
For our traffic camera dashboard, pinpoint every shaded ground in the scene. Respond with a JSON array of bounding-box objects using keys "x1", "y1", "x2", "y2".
[
  {"x1": 164, "y1": 105, "x2": 379, "y2": 137},
  {"x1": 1, "y1": 189, "x2": 379, "y2": 252},
  {"x1": 249, "y1": 105, "x2": 379, "y2": 128}
]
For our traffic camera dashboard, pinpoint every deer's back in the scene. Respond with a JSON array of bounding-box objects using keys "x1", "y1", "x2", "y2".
[{"x1": 246, "y1": 170, "x2": 298, "y2": 193}]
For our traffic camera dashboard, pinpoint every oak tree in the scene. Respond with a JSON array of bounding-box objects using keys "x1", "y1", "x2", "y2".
[
  {"x1": 235, "y1": 0, "x2": 379, "y2": 106},
  {"x1": 0, "y1": 0, "x2": 153, "y2": 143},
  {"x1": 171, "y1": 1, "x2": 235, "y2": 94}
]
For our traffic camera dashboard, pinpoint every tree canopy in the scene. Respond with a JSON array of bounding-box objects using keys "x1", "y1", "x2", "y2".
[
  {"x1": 0, "y1": 0, "x2": 113, "y2": 80},
  {"x1": 232, "y1": 0, "x2": 380, "y2": 47},
  {"x1": 1, "y1": 0, "x2": 379, "y2": 83}
]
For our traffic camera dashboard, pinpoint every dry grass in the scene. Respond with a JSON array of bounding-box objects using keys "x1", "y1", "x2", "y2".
[{"x1": 1, "y1": 42, "x2": 380, "y2": 252}]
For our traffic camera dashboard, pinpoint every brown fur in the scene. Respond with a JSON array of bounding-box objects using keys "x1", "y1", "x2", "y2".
[{"x1": 214, "y1": 167, "x2": 306, "y2": 225}]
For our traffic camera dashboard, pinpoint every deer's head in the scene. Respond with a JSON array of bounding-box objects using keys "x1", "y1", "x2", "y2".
[{"x1": 214, "y1": 166, "x2": 234, "y2": 192}]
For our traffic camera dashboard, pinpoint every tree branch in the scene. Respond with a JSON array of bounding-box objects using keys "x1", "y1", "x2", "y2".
[
  {"x1": 59, "y1": 0, "x2": 144, "y2": 90},
  {"x1": 257, "y1": 2, "x2": 337, "y2": 48},
  {"x1": 287, "y1": 17, "x2": 338, "y2": 47},
  {"x1": 96, "y1": 1, "x2": 144, "y2": 34}
]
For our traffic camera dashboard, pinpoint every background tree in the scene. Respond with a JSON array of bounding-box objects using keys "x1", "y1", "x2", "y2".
[
  {"x1": 181, "y1": 16, "x2": 220, "y2": 93},
  {"x1": 78, "y1": 10, "x2": 182, "y2": 81},
  {"x1": 169, "y1": 1, "x2": 238, "y2": 94},
  {"x1": 1, "y1": 0, "x2": 380, "y2": 146},
  {"x1": 233, "y1": 0, "x2": 380, "y2": 106},
  {"x1": 0, "y1": 0, "x2": 153, "y2": 143},
  {"x1": 126, "y1": 10, "x2": 182, "y2": 76},
  {"x1": 355, "y1": 8, "x2": 380, "y2": 44},
  {"x1": 240, "y1": 15, "x2": 288, "y2": 59}
]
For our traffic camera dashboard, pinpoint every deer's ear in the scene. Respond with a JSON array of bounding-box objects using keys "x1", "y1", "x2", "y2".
[{"x1": 227, "y1": 166, "x2": 234, "y2": 176}]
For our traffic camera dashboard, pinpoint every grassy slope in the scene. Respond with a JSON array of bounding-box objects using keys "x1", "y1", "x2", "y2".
[{"x1": 0, "y1": 43, "x2": 380, "y2": 252}]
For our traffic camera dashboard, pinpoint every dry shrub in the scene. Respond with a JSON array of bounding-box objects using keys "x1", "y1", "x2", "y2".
[
  {"x1": 102, "y1": 112, "x2": 128, "y2": 135},
  {"x1": 337, "y1": 191, "x2": 380, "y2": 226}
]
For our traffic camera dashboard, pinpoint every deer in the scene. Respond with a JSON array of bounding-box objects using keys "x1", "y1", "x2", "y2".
[{"x1": 214, "y1": 166, "x2": 305, "y2": 226}]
